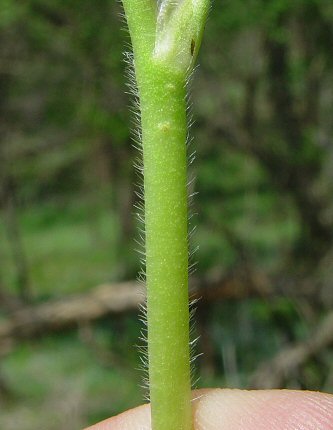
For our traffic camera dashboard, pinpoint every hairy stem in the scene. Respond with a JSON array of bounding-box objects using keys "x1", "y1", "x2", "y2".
[
  {"x1": 122, "y1": 1, "x2": 209, "y2": 429},
  {"x1": 142, "y1": 66, "x2": 191, "y2": 430}
]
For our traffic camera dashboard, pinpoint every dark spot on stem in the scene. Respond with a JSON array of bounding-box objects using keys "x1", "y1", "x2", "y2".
[{"x1": 191, "y1": 39, "x2": 195, "y2": 56}]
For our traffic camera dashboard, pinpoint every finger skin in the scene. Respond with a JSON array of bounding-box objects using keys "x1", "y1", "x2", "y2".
[{"x1": 85, "y1": 389, "x2": 333, "y2": 430}]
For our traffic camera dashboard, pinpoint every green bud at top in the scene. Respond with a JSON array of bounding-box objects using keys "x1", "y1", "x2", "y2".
[{"x1": 154, "y1": 0, "x2": 210, "y2": 75}]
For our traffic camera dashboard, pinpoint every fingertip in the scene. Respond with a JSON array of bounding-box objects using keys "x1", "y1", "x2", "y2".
[
  {"x1": 85, "y1": 389, "x2": 333, "y2": 430},
  {"x1": 84, "y1": 403, "x2": 150, "y2": 430},
  {"x1": 192, "y1": 389, "x2": 333, "y2": 430}
]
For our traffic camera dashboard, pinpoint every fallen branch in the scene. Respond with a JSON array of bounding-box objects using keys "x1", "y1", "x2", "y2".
[
  {"x1": 250, "y1": 310, "x2": 333, "y2": 388},
  {"x1": 0, "y1": 281, "x2": 143, "y2": 354},
  {"x1": 0, "y1": 269, "x2": 324, "y2": 360},
  {"x1": 0, "y1": 270, "x2": 267, "y2": 354}
]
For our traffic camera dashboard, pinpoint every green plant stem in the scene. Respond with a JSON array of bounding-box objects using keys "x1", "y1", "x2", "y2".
[
  {"x1": 141, "y1": 66, "x2": 191, "y2": 430},
  {"x1": 122, "y1": 2, "x2": 209, "y2": 429}
]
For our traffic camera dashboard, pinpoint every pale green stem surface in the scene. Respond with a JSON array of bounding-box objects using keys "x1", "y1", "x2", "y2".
[
  {"x1": 142, "y1": 67, "x2": 191, "y2": 430},
  {"x1": 122, "y1": 2, "x2": 209, "y2": 429}
]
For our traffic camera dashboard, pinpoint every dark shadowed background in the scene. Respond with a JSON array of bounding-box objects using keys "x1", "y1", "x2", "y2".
[{"x1": 0, "y1": 1, "x2": 333, "y2": 428}]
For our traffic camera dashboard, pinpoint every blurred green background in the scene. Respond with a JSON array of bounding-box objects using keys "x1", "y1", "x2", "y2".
[{"x1": 1, "y1": 1, "x2": 333, "y2": 428}]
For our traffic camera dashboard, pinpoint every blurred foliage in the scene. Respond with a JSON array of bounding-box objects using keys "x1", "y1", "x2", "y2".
[{"x1": 0, "y1": 0, "x2": 333, "y2": 428}]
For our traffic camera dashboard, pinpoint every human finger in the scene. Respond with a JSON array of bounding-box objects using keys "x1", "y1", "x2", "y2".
[{"x1": 85, "y1": 388, "x2": 333, "y2": 430}]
